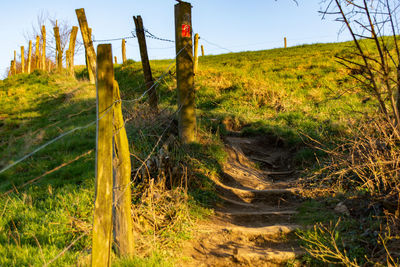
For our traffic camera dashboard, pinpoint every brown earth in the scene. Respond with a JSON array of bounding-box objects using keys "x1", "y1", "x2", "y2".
[{"x1": 179, "y1": 136, "x2": 305, "y2": 266}]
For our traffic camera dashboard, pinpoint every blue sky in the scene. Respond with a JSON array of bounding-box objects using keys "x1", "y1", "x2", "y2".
[{"x1": 0, "y1": 0, "x2": 351, "y2": 78}]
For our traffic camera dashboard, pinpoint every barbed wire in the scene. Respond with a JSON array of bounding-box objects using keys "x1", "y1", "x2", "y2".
[
  {"x1": 0, "y1": 103, "x2": 114, "y2": 175},
  {"x1": 93, "y1": 36, "x2": 135, "y2": 43},
  {"x1": 200, "y1": 37, "x2": 233, "y2": 53},
  {"x1": 143, "y1": 29, "x2": 175, "y2": 43}
]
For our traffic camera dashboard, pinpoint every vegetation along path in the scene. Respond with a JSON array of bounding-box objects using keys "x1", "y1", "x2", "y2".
[{"x1": 181, "y1": 135, "x2": 304, "y2": 266}]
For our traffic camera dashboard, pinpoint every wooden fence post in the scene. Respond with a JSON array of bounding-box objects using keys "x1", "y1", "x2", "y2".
[
  {"x1": 175, "y1": 1, "x2": 196, "y2": 143},
  {"x1": 66, "y1": 50, "x2": 70, "y2": 73},
  {"x1": 76, "y1": 8, "x2": 96, "y2": 84},
  {"x1": 35, "y1": 35, "x2": 40, "y2": 70},
  {"x1": 27, "y1": 41, "x2": 32, "y2": 74},
  {"x1": 193, "y1": 33, "x2": 199, "y2": 73},
  {"x1": 69, "y1": 26, "x2": 79, "y2": 76},
  {"x1": 284, "y1": 37, "x2": 287, "y2": 48},
  {"x1": 41, "y1": 26, "x2": 46, "y2": 71},
  {"x1": 133, "y1": 15, "x2": 158, "y2": 112},
  {"x1": 92, "y1": 44, "x2": 114, "y2": 267},
  {"x1": 14, "y1": 50, "x2": 16, "y2": 73},
  {"x1": 114, "y1": 56, "x2": 117, "y2": 65},
  {"x1": 121, "y1": 39, "x2": 127, "y2": 64},
  {"x1": 21, "y1": 46, "x2": 25, "y2": 74},
  {"x1": 87, "y1": 28, "x2": 95, "y2": 82},
  {"x1": 11, "y1": 60, "x2": 16, "y2": 76},
  {"x1": 201, "y1": 44, "x2": 204, "y2": 56},
  {"x1": 54, "y1": 25, "x2": 62, "y2": 72},
  {"x1": 112, "y1": 80, "x2": 134, "y2": 257}
]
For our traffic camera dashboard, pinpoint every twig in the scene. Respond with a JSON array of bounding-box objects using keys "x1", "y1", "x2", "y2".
[{"x1": 44, "y1": 233, "x2": 87, "y2": 267}]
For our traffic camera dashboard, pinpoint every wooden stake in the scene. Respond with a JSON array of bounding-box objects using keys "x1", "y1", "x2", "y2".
[
  {"x1": 284, "y1": 37, "x2": 287, "y2": 48},
  {"x1": 175, "y1": 1, "x2": 196, "y2": 143},
  {"x1": 27, "y1": 41, "x2": 32, "y2": 74},
  {"x1": 75, "y1": 8, "x2": 96, "y2": 84},
  {"x1": 66, "y1": 49, "x2": 70, "y2": 73},
  {"x1": 41, "y1": 25, "x2": 46, "y2": 71},
  {"x1": 112, "y1": 80, "x2": 134, "y2": 257},
  {"x1": 21, "y1": 46, "x2": 25, "y2": 74},
  {"x1": 69, "y1": 26, "x2": 79, "y2": 76},
  {"x1": 11, "y1": 60, "x2": 16, "y2": 76},
  {"x1": 121, "y1": 39, "x2": 127, "y2": 64},
  {"x1": 193, "y1": 33, "x2": 199, "y2": 73},
  {"x1": 201, "y1": 44, "x2": 204, "y2": 56},
  {"x1": 114, "y1": 56, "x2": 117, "y2": 64},
  {"x1": 133, "y1": 15, "x2": 158, "y2": 112},
  {"x1": 35, "y1": 35, "x2": 40, "y2": 70},
  {"x1": 92, "y1": 44, "x2": 114, "y2": 267},
  {"x1": 14, "y1": 51, "x2": 17, "y2": 74},
  {"x1": 54, "y1": 26, "x2": 62, "y2": 72},
  {"x1": 87, "y1": 28, "x2": 95, "y2": 82}
]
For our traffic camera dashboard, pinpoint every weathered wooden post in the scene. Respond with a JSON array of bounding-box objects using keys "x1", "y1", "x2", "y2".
[
  {"x1": 54, "y1": 25, "x2": 62, "y2": 72},
  {"x1": 92, "y1": 44, "x2": 114, "y2": 267},
  {"x1": 20, "y1": 46, "x2": 25, "y2": 74},
  {"x1": 76, "y1": 8, "x2": 96, "y2": 84},
  {"x1": 41, "y1": 26, "x2": 46, "y2": 71},
  {"x1": 284, "y1": 37, "x2": 287, "y2": 48},
  {"x1": 69, "y1": 26, "x2": 79, "y2": 76},
  {"x1": 121, "y1": 39, "x2": 127, "y2": 64},
  {"x1": 175, "y1": 1, "x2": 196, "y2": 143},
  {"x1": 27, "y1": 41, "x2": 32, "y2": 74},
  {"x1": 193, "y1": 33, "x2": 199, "y2": 73},
  {"x1": 201, "y1": 44, "x2": 204, "y2": 56},
  {"x1": 112, "y1": 80, "x2": 134, "y2": 257},
  {"x1": 11, "y1": 60, "x2": 16, "y2": 76},
  {"x1": 66, "y1": 50, "x2": 71, "y2": 73},
  {"x1": 35, "y1": 35, "x2": 40, "y2": 70},
  {"x1": 133, "y1": 15, "x2": 158, "y2": 112},
  {"x1": 86, "y1": 28, "x2": 95, "y2": 82},
  {"x1": 114, "y1": 56, "x2": 117, "y2": 64}
]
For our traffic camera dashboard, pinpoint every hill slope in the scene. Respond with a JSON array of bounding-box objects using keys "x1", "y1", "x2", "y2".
[{"x1": 0, "y1": 41, "x2": 371, "y2": 266}]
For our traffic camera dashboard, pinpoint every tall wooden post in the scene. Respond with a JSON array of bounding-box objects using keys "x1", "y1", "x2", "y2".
[
  {"x1": 112, "y1": 80, "x2": 134, "y2": 257},
  {"x1": 175, "y1": 1, "x2": 196, "y2": 143},
  {"x1": 27, "y1": 41, "x2": 32, "y2": 74},
  {"x1": 35, "y1": 35, "x2": 40, "y2": 70},
  {"x1": 114, "y1": 56, "x2": 117, "y2": 64},
  {"x1": 54, "y1": 26, "x2": 62, "y2": 72},
  {"x1": 201, "y1": 44, "x2": 204, "y2": 56},
  {"x1": 193, "y1": 33, "x2": 199, "y2": 73},
  {"x1": 69, "y1": 26, "x2": 79, "y2": 76},
  {"x1": 11, "y1": 60, "x2": 16, "y2": 76},
  {"x1": 41, "y1": 26, "x2": 46, "y2": 71},
  {"x1": 284, "y1": 37, "x2": 287, "y2": 48},
  {"x1": 20, "y1": 46, "x2": 25, "y2": 74},
  {"x1": 133, "y1": 15, "x2": 158, "y2": 112},
  {"x1": 76, "y1": 8, "x2": 96, "y2": 84},
  {"x1": 66, "y1": 49, "x2": 71, "y2": 73},
  {"x1": 121, "y1": 39, "x2": 127, "y2": 64},
  {"x1": 92, "y1": 44, "x2": 114, "y2": 267},
  {"x1": 86, "y1": 28, "x2": 95, "y2": 82},
  {"x1": 13, "y1": 51, "x2": 17, "y2": 74}
]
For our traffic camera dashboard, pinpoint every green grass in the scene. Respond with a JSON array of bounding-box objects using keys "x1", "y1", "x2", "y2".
[{"x1": 0, "y1": 40, "x2": 378, "y2": 265}]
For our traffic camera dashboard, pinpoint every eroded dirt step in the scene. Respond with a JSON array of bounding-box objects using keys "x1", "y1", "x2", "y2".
[
  {"x1": 181, "y1": 135, "x2": 305, "y2": 266},
  {"x1": 180, "y1": 221, "x2": 304, "y2": 267},
  {"x1": 216, "y1": 210, "x2": 298, "y2": 226},
  {"x1": 216, "y1": 183, "x2": 302, "y2": 205}
]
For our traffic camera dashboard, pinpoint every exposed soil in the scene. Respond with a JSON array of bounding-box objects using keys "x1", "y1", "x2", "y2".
[{"x1": 179, "y1": 135, "x2": 305, "y2": 266}]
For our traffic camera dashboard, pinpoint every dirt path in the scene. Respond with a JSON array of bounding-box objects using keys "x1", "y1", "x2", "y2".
[{"x1": 180, "y1": 136, "x2": 305, "y2": 266}]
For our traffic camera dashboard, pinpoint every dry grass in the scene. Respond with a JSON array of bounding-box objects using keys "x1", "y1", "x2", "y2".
[{"x1": 299, "y1": 116, "x2": 400, "y2": 265}]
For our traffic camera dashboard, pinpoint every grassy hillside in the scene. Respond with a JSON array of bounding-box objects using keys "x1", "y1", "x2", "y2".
[{"x1": 0, "y1": 40, "x2": 374, "y2": 265}]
